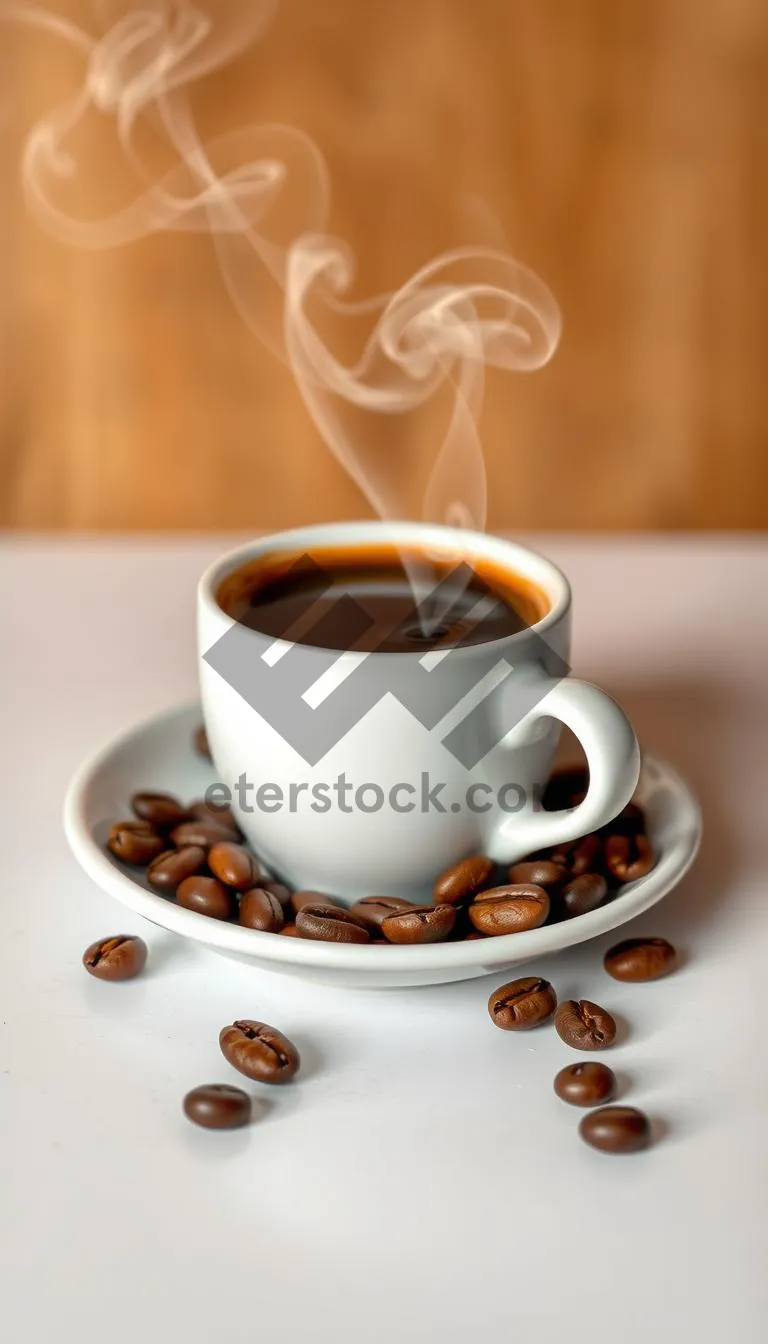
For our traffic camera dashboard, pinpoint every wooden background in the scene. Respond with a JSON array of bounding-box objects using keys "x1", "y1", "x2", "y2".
[{"x1": 0, "y1": 0, "x2": 766, "y2": 532}]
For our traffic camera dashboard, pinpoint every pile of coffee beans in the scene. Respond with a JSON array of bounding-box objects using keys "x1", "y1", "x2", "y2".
[
  {"x1": 486, "y1": 931, "x2": 678, "y2": 1152},
  {"x1": 103, "y1": 754, "x2": 656, "y2": 944}
]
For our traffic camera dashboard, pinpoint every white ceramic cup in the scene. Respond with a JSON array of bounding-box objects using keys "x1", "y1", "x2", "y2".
[{"x1": 198, "y1": 521, "x2": 640, "y2": 899}]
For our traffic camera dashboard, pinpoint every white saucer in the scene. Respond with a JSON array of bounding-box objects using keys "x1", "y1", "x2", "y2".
[{"x1": 63, "y1": 701, "x2": 702, "y2": 988}]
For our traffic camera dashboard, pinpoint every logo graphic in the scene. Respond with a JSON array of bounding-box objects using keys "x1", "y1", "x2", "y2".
[{"x1": 204, "y1": 556, "x2": 569, "y2": 767}]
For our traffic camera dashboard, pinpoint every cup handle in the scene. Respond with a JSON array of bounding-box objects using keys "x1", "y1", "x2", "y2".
[{"x1": 490, "y1": 678, "x2": 641, "y2": 864}]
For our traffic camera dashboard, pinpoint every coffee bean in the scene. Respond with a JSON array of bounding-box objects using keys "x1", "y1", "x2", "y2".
[
  {"x1": 208, "y1": 841, "x2": 261, "y2": 891},
  {"x1": 82, "y1": 934, "x2": 147, "y2": 981},
  {"x1": 579, "y1": 1105, "x2": 651, "y2": 1153},
  {"x1": 188, "y1": 798, "x2": 242, "y2": 837},
  {"x1": 193, "y1": 724, "x2": 212, "y2": 760},
  {"x1": 550, "y1": 833, "x2": 603, "y2": 877},
  {"x1": 261, "y1": 880, "x2": 291, "y2": 910},
  {"x1": 432, "y1": 855, "x2": 494, "y2": 905},
  {"x1": 555, "y1": 999, "x2": 617, "y2": 1050},
  {"x1": 561, "y1": 872, "x2": 608, "y2": 918},
  {"x1": 554, "y1": 1062, "x2": 616, "y2": 1107},
  {"x1": 146, "y1": 845, "x2": 206, "y2": 891},
  {"x1": 280, "y1": 923, "x2": 299, "y2": 937},
  {"x1": 468, "y1": 884, "x2": 549, "y2": 936},
  {"x1": 290, "y1": 890, "x2": 342, "y2": 916},
  {"x1": 350, "y1": 897, "x2": 417, "y2": 932},
  {"x1": 542, "y1": 766, "x2": 589, "y2": 811},
  {"x1": 508, "y1": 859, "x2": 565, "y2": 889},
  {"x1": 183, "y1": 1084, "x2": 250, "y2": 1129},
  {"x1": 605, "y1": 833, "x2": 655, "y2": 882},
  {"x1": 107, "y1": 820, "x2": 165, "y2": 866},
  {"x1": 171, "y1": 819, "x2": 235, "y2": 850},
  {"x1": 130, "y1": 790, "x2": 188, "y2": 832},
  {"x1": 219, "y1": 1020, "x2": 300, "y2": 1083},
  {"x1": 296, "y1": 903, "x2": 371, "y2": 944},
  {"x1": 381, "y1": 904, "x2": 456, "y2": 944},
  {"x1": 177, "y1": 875, "x2": 235, "y2": 920},
  {"x1": 239, "y1": 887, "x2": 285, "y2": 932},
  {"x1": 488, "y1": 976, "x2": 557, "y2": 1030},
  {"x1": 604, "y1": 936, "x2": 676, "y2": 982}
]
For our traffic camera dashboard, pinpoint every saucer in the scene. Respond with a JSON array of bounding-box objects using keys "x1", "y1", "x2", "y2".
[{"x1": 63, "y1": 701, "x2": 701, "y2": 988}]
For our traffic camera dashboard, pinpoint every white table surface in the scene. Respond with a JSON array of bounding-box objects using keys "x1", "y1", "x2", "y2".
[{"x1": 2, "y1": 534, "x2": 767, "y2": 1344}]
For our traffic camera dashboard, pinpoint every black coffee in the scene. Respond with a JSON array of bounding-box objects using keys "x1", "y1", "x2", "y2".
[{"x1": 217, "y1": 544, "x2": 548, "y2": 653}]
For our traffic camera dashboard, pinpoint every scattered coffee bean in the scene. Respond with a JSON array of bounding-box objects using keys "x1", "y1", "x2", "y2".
[
  {"x1": 550, "y1": 833, "x2": 603, "y2": 877},
  {"x1": 176, "y1": 875, "x2": 235, "y2": 920},
  {"x1": 350, "y1": 897, "x2": 417, "y2": 932},
  {"x1": 130, "y1": 790, "x2": 188, "y2": 831},
  {"x1": 183, "y1": 1084, "x2": 250, "y2": 1129},
  {"x1": 170, "y1": 819, "x2": 236, "y2": 850},
  {"x1": 579, "y1": 1105, "x2": 651, "y2": 1153},
  {"x1": 146, "y1": 845, "x2": 206, "y2": 891},
  {"x1": 107, "y1": 820, "x2": 165, "y2": 866},
  {"x1": 188, "y1": 798, "x2": 241, "y2": 836},
  {"x1": 239, "y1": 887, "x2": 285, "y2": 932},
  {"x1": 554, "y1": 1062, "x2": 616, "y2": 1107},
  {"x1": 208, "y1": 841, "x2": 261, "y2": 891},
  {"x1": 82, "y1": 934, "x2": 147, "y2": 981},
  {"x1": 296, "y1": 903, "x2": 371, "y2": 944},
  {"x1": 193, "y1": 724, "x2": 212, "y2": 760},
  {"x1": 290, "y1": 890, "x2": 341, "y2": 915},
  {"x1": 555, "y1": 999, "x2": 617, "y2": 1050},
  {"x1": 260, "y1": 880, "x2": 291, "y2": 910},
  {"x1": 488, "y1": 976, "x2": 557, "y2": 1030},
  {"x1": 604, "y1": 832, "x2": 655, "y2": 882},
  {"x1": 381, "y1": 903, "x2": 457, "y2": 944},
  {"x1": 219, "y1": 1020, "x2": 300, "y2": 1083},
  {"x1": 604, "y1": 936, "x2": 676, "y2": 982},
  {"x1": 469, "y1": 884, "x2": 550, "y2": 936},
  {"x1": 561, "y1": 872, "x2": 608, "y2": 918},
  {"x1": 508, "y1": 859, "x2": 565, "y2": 889},
  {"x1": 432, "y1": 855, "x2": 494, "y2": 905}
]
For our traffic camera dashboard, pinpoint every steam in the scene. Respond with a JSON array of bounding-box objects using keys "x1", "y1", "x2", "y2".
[{"x1": 3, "y1": 0, "x2": 561, "y2": 539}]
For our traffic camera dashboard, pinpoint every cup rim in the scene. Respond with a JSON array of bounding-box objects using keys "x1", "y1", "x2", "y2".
[{"x1": 198, "y1": 520, "x2": 571, "y2": 651}]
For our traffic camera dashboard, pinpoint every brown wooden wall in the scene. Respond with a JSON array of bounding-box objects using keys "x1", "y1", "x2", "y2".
[{"x1": 1, "y1": 0, "x2": 766, "y2": 532}]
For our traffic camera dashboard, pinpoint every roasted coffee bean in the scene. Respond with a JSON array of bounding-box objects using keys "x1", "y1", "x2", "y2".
[
  {"x1": 554, "y1": 1062, "x2": 616, "y2": 1107},
  {"x1": 219, "y1": 1020, "x2": 300, "y2": 1083},
  {"x1": 468, "y1": 884, "x2": 549, "y2": 936},
  {"x1": 83, "y1": 934, "x2": 147, "y2": 981},
  {"x1": 239, "y1": 887, "x2": 285, "y2": 932},
  {"x1": 146, "y1": 845, "x2": 206, "y2": 891},
  {"x1": 561, "y1": 872, "x2": 608, "y2": 918},
  {"x1": 188, "y1": 798, "x2": 242, "y2": 837},
  {"x1": 107, "y1": 820, "x2": 165, "y2": 866},
  {"x1": 208, "y1": 841, "x2": 261, "y2": 891},
  {"x1": 600, "y1": 801, "x2": 646, "y2": 836},
  {"x1": 183, "y1": 1084, "x2": 250, "y2": 1130},
  {"x1": 555, "y1": 999, "x2": 617, "y2": 1050},
  {"x1": 432, "y1": 855, "x2": 494, "y2": 905},
  {"x1": 170, "y1": 819, "x2": 235, "y2": 850},
  {"x1": 350, "y1": 896, "x2": 417, "y2": 931},
  {"x1": 605, "y1": 833, "x2": 655, "y2": 882},
  {"x1": 550, "y1": 833, "x2": 602, "y2": 877},
  {"x1": 130, "y1": 790, "x2": 188, "y2": 832},
  {"x1": 579, "y1": 1105, "x2": 651, "y2": 1153},
  {"x1": 508, "y1": 859, "x2": 565, "y2": 889},
  {"x1": 542, "y1": 766, "x2": 589, "y2": 811},
  {"x1": 488, "y1": 976, "x2": 557, "y2": 1030},
  {"x1": 177, "y1": 875, "x2": 235, "y2": 920},
  {"x1": 604, "y1": 936, "x2": 676, "y2": 982},
  {"x1": 280, "y1": 923, "x2": 299, "y2": 937},
  {"x1": 193, "y1": 724, "x2": 212, "y2": 760},
  {"x1": 381, "y1": 904, "x2": 456, "y2": 944},
  {"x1": 296, "y1": 903, "x2": 371, "y2": 944},
  {"x1": 290, "y1": 890, "x2": 341, "y2": 915},
  {"x1": 260, "y1": 880, "x2": 291, "y2": 910}
]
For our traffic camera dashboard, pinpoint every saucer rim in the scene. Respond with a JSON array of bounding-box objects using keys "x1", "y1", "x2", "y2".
[{"x1": 63, "y1": 699, "x2": 702, "y2": 973}]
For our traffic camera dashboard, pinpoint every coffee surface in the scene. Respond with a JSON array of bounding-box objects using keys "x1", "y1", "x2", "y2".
[{"x1": 217, "y1": 544, "x2": 549, "y2": 653}]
